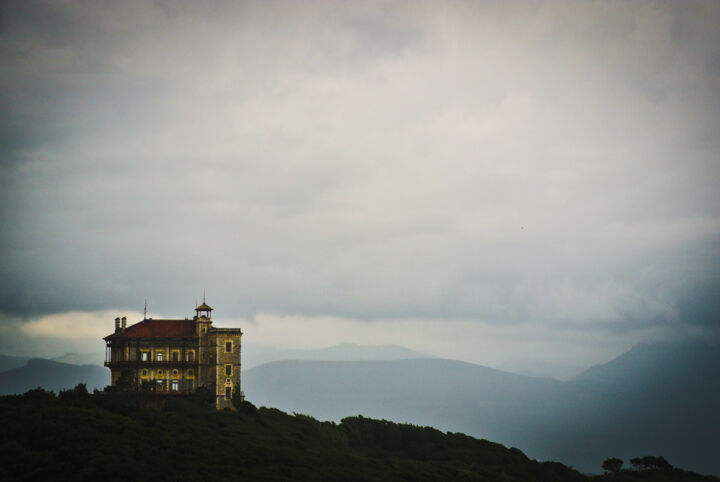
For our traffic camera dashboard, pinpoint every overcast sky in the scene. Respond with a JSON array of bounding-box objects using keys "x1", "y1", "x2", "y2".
[{"x1": 1, "y1": 0, "x2": 718, "y2": 377}]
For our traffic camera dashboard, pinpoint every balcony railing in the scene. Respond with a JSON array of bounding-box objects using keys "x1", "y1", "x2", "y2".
[{"x1": 105, "y1": 359, "x2": 198, "y2": 367}]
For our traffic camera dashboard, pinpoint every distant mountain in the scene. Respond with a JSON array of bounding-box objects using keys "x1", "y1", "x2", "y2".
[
  {"x1": 562, "y1": 338, "x2": 720, "y2": 475},
  {"x1": 243, "y1": 342, "x2": 432, "y2": 369},
  {"x1": 0, "y1": 359, "x2": 109, "y2": 395},
  {"x1": 0, "y1": 355, "x2": 31, "y2": 374},
  {"x1": 575, "y1": 338, "x2": 720, "y2": 389},
  {"x1": 244, "y1": 339, "x2": 720, "y2": 475},
  {"x1": 244, "y1": 359, "x2": 576, "y2": 459},
  {"x1": 52, "y1": 351, "x2": 105, "y2": 366}
]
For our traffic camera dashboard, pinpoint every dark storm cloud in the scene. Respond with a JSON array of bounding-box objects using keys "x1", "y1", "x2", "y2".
[{"x1": 0, "y1": 0, "x2": 719, "y2": 340}]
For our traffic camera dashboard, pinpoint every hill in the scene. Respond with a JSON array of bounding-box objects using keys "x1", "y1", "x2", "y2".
[
  {"x1": 51, "y1": 351, "x2": 105, "y2": 366},
  {"x1": 244, "y1": 339, "x2": 720, "y2": 475},
  {"x1": 575, "y1": 338, "x2": 720, "y2": 390},
  {"x1": 243, "y1": 342, "x2": 432, "y2": 369},
  {"x1": 0, "y1": 354, "x2": 30, "y2": 373},
  {"x1": 1, "y1": 339, "x2": 717, "y2": 475},
  {"x1": 1, "y1": 388, "x2": 716, "y2": 481},
  {"x1": 563, "y1": 338, "x2": 720, "y2": 475},
  {"x1": 244, "y1": 358, "x2": 567, "y2": 441},
  {"x1": 0, "y1": 359, "x2": 109, "y2": 395}
]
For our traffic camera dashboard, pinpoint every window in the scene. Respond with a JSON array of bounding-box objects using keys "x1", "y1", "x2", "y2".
[
  {"x1": 172, "y1": 352, "x2": 179, "y2": 362},
  {"x1": 172, "y1": 369, "x2": 178, "y2": 377},
  {"x1": 225, "y1": 364, "x2": 232, "y2": 376},
  {"x1": 157, "y1": 370, "x2": 163, "y2": 376},
  {"x1": 187, "y1": 369, "x2": 193, "y2": 376},
  {"x1": 225, "y1": 341, "x2": 232, "y2": 353},
  {"x1": 157, "y1": 351, "x2": 163, "y2": 361},
  {"x1": 187, "y1": 351, "x2": 194, "y2": 362},
  {"x1": 225, "y1": 387, "x2": 232, "y2": 400},
  {"x1": 141, "y1": 369, "x2": 148, "y2": 377},
  {"x1": 171, "y1": 380, "x2": 179, "y2": 391},
  {"x1": 156, "y1": 380, "x2": 164, "y2": 391},
  {"x1": 141, "y1": 352, "x2": 149, "y2": 361}
]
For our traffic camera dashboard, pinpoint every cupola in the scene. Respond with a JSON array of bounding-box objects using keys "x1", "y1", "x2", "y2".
[{"x1": 195, "y1": 301, "x2": 213, "y2": 319}]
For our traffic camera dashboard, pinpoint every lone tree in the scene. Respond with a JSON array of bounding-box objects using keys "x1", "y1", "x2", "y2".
[{"x1": 602, "y1": 457, "x2": 624, "y2": 474}]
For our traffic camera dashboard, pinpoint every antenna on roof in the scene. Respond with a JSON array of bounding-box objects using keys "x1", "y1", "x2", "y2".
[
  {"x1": 203, "y1": 288, "x2": 206, "y2": 304},
  {"x1": 144, "y1": 299, "x2": 147, "y2": 320}
]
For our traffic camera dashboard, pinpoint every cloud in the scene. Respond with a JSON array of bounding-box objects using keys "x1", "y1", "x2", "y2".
[
  {"x1": 18, "y1": 310, "x2": 141, "y2": 340},
  {"x1": 0, "y1": 0, "x2": 719, "y2": 343},
  {"x1": 0, "y1": 307, "x2": 681, "y2": 378}
]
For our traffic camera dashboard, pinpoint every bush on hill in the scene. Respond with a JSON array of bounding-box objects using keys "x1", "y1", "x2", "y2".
[{"x1": 0, "y1": 386, "x2": 716, "y2": 482}]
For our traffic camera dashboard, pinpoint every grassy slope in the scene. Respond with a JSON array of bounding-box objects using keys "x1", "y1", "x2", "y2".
[{"x1": 0, "y1": 389, "x2": 715, "y2": 482}]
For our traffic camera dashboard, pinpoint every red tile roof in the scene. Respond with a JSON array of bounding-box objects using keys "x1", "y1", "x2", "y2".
[{"x1": 107, "y1": 319, "x2": 198, "y2": 339}]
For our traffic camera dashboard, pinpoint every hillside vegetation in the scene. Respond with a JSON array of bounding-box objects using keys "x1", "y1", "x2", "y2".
[
  {"x1": 244, "y1": 341, "x2": 720, "y2": 474},
  {"x1": 0, "y1": 387, "x2": 716, "y2": 482},
  {"x1": 0, "y1": 358, "x2": 108, "y2": 395}
]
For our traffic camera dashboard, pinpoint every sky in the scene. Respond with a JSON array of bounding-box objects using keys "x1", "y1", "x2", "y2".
[{"x1": 1, "y1": 0, "x2": 719, "y2": 378}]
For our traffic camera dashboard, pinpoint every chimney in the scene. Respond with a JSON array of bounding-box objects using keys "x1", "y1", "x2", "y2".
[
  {"x1": 121, "y1": 316, "x2": 127, "y2": 332},
  {"x1": 115, "y1": 317, "x2": 121, "y2": 333}
]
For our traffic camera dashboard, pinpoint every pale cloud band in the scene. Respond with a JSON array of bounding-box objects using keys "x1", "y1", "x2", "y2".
[{"x1": 1, "y1": 308, "x2": 700, "y2": 379}]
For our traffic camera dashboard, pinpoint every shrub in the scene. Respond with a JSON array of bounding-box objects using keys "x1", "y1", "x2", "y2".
[
  {"x1": 191, "y1": 386, "x2": 215, "y2": 407},
  {"x1": 236, "y1": 400, "x2": 258, "y2": 415},
  {"x1": 629, "y1": 455, "x2": 672, "y2": 471},
  {"x1": 59, "y1": 383, "x2": 90, "y2": 400},
  {"x1": 21, "y1": 387, "x2": 56, "y2": 400},
  {"x1": 602, "y1": 457, "x2": 623, "y2": 474}
]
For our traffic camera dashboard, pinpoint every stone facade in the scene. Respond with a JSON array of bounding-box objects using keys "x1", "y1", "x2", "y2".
[{"x1": 104, "y1": 302, "x2": 242, "y2": 410}]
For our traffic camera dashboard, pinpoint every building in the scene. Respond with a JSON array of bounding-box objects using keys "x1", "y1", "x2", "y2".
[{"x1": 103, "y1": 301, "x2": 243, "y2": 410}]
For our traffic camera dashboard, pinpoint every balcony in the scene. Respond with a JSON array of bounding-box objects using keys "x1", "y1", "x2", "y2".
[{"x1": 105, "y1": 359, "x2": 198, "y2": 368}]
